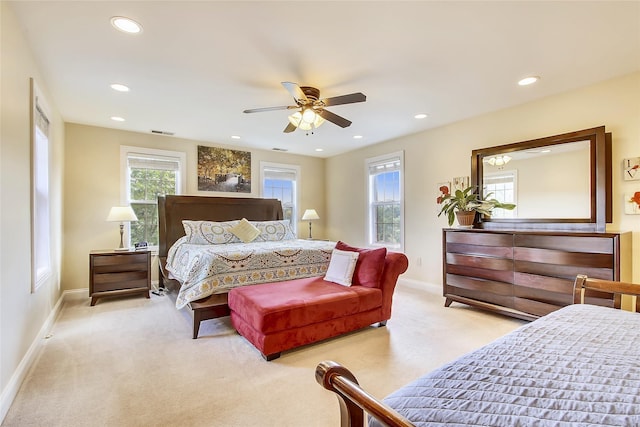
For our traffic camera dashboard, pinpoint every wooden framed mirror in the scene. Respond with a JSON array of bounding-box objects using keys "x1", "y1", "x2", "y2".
[{"x1": 471, "y1": 126, "x2": 611, "y2": 232}]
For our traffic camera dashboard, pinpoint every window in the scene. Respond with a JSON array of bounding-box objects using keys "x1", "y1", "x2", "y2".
[
  {"x1": 483, "y1": 170, "x2": 518, "y2": 218},
  {"x1": 260, "y1": 162, "x2": 300, "y2": 233},
  {"x1": 366, "y1": 151, "x2": 404, "y2": 250},
  {"x1": 121, "y1": 146, "x2": 186, "y2": 248},
  {"x1": 31, "y1": 78, "x2": 52, "y2": 292}
]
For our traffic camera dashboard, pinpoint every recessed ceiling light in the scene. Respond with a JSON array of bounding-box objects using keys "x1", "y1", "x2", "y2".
[
  {"x1": 414, "y1": 113, "x2": 428, "y2": 119},
  {"x1": 110, "y1": 116, "x2": 125, "y2": 122},
  {"x1": 110, "y1": 83, "x2": 130, "y2": 92},
  {"x1": 110, "y1": 16, "x2": 143, "y2": 34},
  {"x1": 518, "y1": 76, "x2": 540, "y2": 86},
  {"x1": 231, "y1": 135, "x2": 241, "y2": 139},
  {"x1": 315, "y1": 148, "x2": 324, "y2": 152},
  {"x1": 353, "y1": 135, "x2": 363, "y2": 139}
]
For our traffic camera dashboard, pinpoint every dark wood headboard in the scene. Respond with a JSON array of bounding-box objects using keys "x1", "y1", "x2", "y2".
[{"x1": 157, "y1": 195, "x2": 284, "y2": 259}]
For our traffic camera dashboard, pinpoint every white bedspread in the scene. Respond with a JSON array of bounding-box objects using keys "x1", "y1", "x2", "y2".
[
  {"x1": 166, "y1": 238, "x2": 336, "y2": 308},
  {"x1": 373, "y1": 304, "x2": 640, "y2": 426}
]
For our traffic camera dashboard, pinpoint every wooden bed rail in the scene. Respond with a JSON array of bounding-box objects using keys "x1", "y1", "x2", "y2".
[
  {"x1": 315, "y1": 361, "x2": 414, "y2": 427},
  {"x1": 574, "y1": 274, "x2": 640, "y2": 311}
]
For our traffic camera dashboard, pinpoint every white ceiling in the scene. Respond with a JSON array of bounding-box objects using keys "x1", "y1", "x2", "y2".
[{"x1": 9, "y1": 1, "x2": 640, "y2": 158}]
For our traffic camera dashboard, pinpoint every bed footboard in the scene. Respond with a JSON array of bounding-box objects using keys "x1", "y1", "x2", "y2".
[{"x1": 315, "y1": 361, "x2": 414, "y2": 427}]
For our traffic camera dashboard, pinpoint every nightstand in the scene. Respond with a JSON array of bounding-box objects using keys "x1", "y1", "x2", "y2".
[{"x1": 89, "y1": 250, "x2": 151, "y2": 306}]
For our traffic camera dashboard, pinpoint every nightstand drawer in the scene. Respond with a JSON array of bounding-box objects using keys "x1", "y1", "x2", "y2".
[
  {"x1": 92, "y1": 270, "x2": 149, "y2": 292},
  {"x1": 93, "y1": 260, "x2": 148, "y2": 274},
  {"x1": 93, "y1": 253, "x2": 149, "y2": 267}
]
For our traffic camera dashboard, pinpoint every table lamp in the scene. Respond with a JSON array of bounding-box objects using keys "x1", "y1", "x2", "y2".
[
  {"x1": 106, "y1": 206, "x2": 138, "y2": 250},
  {"x1": 301, "y1": 209, "x2": 320, "y2": 239}
]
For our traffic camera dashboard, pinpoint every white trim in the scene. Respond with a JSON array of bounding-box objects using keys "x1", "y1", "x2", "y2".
[
  {"x1": 0, "y1": 289, "x2": 77, "y2": 423},
  {"x1": 365, "y1": 151, "x2": 405, "y2": 251},
  {"x1": 30, "y1": 78, "x2": 53, "y2": 293},
  {"x1": 484, "y1": 169, "x2": 518, "y2": 218},
  {"x1": 120, "y1": 146, "x2": 186, "y2": 202},
  {"x1": 119, "y1": 146, "x2": 186, "y2": 248},
  {"x1": 259, "y1": 161, "x2": 301, "y2": 233}
]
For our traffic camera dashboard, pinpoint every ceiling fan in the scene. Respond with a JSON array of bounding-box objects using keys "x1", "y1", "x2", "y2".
[{"x1": 243, "y1": 82, "x2": 366, "y2": 133}]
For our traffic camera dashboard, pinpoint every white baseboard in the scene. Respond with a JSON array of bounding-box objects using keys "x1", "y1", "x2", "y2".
[{"x1": 0, "y1": 288, "x2": 84, "y2": 424}]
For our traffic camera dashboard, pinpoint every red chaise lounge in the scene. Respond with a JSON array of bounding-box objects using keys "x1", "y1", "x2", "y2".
[{"x1": 228, "y1": 243, "x2": 409, "y2": 360}]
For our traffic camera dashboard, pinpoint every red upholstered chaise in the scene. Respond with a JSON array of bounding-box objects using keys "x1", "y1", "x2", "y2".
[{"x1": 228, "y1": 245, "x2": 409, "y2": 360}]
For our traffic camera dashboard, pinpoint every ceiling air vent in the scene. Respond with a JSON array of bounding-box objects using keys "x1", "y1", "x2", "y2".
[
  {"x1": 150, "y1": 129, "x2": 175, "y2": 136},
  {"x1": 272, "y1": 147, "x2": 288, "y2": 152}
]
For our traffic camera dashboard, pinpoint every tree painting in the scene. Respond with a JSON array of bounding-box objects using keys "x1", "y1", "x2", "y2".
[{"x1": 197, "y1": 146, "x2": 251, "y2": 192}]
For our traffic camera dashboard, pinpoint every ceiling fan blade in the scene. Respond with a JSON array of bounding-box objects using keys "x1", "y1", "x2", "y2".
[
  {"x1": 283, "y1": 122, "x2": 297, "y2": 133},
  {"x1": 281, "y1": 82, "x2": 308, "y2": 104},
  {"x1": 317, "y1": 109, "x2": 352, "y2": 128},
  {"x1": 243, "y1": 105, "x2": 298, "y2": 113},
  {"x1": 321, "y1": 92, "x2": 366, "y2": 107}
]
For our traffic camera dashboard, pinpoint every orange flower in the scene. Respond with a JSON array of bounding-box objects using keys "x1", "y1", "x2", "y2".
[{"x1": 630, "y1": 191, "x2": 640, "y2": 207}]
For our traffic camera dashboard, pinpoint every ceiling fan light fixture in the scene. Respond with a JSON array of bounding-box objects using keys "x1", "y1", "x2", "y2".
[
  {"x1": 288, "y1": 110, "x2": 325, "y2": 131},
  {"x1": 486, "y1": 155, "x2": 512, "y2": 166},
  {"x1": 301, "y1": 108, "x2": 316, "y2": 124}
]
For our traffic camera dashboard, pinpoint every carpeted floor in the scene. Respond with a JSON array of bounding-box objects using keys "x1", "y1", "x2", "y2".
[{"x1": 2, "y1": 280, "x2": 524, "y2": 426}]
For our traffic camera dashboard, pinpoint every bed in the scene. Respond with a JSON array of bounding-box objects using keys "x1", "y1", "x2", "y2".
[
  {"x1": 158, "y1": 195, "x2": 335, "y2": 337},
  {"x1": 316, "y1": 275, "x2": 640, "y2": 426}
]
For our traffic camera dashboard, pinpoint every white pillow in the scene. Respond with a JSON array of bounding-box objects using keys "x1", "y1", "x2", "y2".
[
  {"x1": 182, "y1": 220, "x2": 240, "y2": 244},
  {"x1": 324, "y1": 249, "x2": 359, "y2": 286},
  {"x1": 252, "y1": 220, "x2": 296, "y2": 241},
  {"x1": 229, "y1": 218, "x2": 261, "y2": 243}
]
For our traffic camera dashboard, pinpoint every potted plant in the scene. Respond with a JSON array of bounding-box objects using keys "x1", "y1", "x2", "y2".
[{"x1": 437, "y1": 185, "x2": 516, "y2": 227}]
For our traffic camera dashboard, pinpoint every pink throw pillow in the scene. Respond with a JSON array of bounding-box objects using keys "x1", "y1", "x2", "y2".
[{"x1": 335, "y1": 241, "x2": 387, "y2": 288}]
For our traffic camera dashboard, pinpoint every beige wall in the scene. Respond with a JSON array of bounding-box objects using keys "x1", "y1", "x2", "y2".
[
  {"x1": 0, "y1": 2, "x2": 65, "y2": 417},
  {"x1": 2, "y1": 1, "x2": 638, "y2": 419},
  {"x1": 327, "y1": 72, "x2": 640, "y2": 285},
  {"x1": 62, "y1": 124, "x2": 326, "y2": 291}
]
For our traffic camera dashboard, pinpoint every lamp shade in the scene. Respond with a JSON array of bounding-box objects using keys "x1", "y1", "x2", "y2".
[
  {"x1": 106, "y1": 206, "x2": 138, "y2": 222},
  {"x1": 302, "y1": 209, "x2": 320, "y2": 221}
]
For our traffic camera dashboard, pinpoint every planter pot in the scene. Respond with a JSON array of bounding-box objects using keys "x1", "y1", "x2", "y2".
[{"x1": 455, "y1": 211, "x2": 476, "y2": 228}]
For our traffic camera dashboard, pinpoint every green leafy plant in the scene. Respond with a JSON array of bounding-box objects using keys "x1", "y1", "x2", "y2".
[{"x1": 437, "y1": 185, "x2": 516, "y2": 226}]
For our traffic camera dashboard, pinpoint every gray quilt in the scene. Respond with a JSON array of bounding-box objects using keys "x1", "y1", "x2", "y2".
[{"x1": 372, "y1": 304, "x2": 640, "y2": 426}]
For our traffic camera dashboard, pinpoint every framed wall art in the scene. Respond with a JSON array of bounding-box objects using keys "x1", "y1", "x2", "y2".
[
  {"x1": 197, "y1": 146, "x2": 251, "y2": 193},
  {"x1": 623, "y1": 157, "x2": 640, "y2": 181},
  {"x1": 452, "y1": 176, "x2": 470, "y2": 192},
  {"x1": 625, "y1": 191, "x2": 640, "y2": 214},
  {"x1": 436, "y1": 181, "x2": 451, "y2": 213}
]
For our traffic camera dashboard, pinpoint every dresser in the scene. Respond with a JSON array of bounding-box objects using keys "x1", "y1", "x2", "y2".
[
  {"x1": 442, "y1": 229, "x2": 631, "y2": 320},
  {"x1": 89, "y1": 250, "x2": 151, "y2": 306}
]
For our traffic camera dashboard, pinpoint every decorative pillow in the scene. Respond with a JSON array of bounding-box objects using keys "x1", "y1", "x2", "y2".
[
  {"x1": 182, "y1": 220, "x2": 240, "y2": 244},
  {"x1": 324, "y1": 249, "x2": 360, "y2": 286},
  {"x1": 252, "y1": 220, "x2": 296, "y2": 242},
  {"x1": 335, "y1": 241, "x2": 387, "y2": 288},
  {"x1": 229, "y1": 218, "x2": 262, "y2": 243}
]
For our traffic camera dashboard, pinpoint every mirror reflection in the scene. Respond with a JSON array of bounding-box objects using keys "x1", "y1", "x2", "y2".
[{"x1": 481, "y1": 140, "x2": 591, "y2": 219}]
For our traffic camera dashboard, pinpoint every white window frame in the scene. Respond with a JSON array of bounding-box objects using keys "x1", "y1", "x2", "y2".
[
  {"x1": 260, "y1": 161, "x2": 300, "y2": 234},
  {"x1": 483, "y1": 169, "x2": 518, "y2": 218},
  {"x1": 120, "y1": 146, "x2": 186, "y2": 250},
  {"x1": 30, "y1": 78, "x2": 52, "y2": 293},
  {"x1": 365, "y1": 151, "x2": 404, "y2": 251}
]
